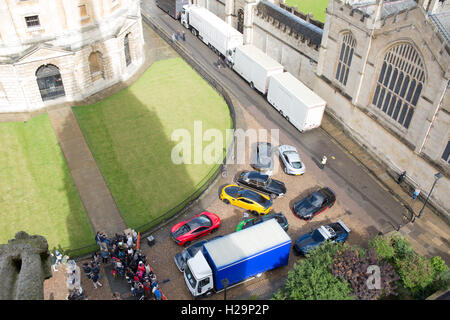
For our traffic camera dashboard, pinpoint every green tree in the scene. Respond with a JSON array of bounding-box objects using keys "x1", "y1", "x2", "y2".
[
  {"x1": 368, "y1": 235, "x2": 395, "y2": 261},
  {"x1": 395, "y1": 252, "x2": 434, "y2": 293},
  {"x1": 273, "y1": 242, "x2": 353, "y2": 300}
]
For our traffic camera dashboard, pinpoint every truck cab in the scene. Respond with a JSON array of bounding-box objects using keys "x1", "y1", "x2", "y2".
[
  {"x1": 226, "y1": 48, "x2": 236, "y2": 66},
  {"x1": 184, "y1": 251, "x2": 214, "y2": 297},
  {"x1": 180, "y1": 5, "x2": 190, "y2": 28}
]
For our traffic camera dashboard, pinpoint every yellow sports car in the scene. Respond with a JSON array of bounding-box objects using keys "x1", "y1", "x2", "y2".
[{"x1": 220, "y1": 184, "x2": 273, "y2": 215}]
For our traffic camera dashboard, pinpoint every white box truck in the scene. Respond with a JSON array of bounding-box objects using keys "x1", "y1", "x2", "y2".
[
  {"x1": 180, "y1": 5, "x2": 243, "y2": 61},
  {"x1": 267, "y1": 72, "x2": 326, "y2": 132},
  {"x1": 230, "y1": 44, "x2": 284, "y2": 95}
]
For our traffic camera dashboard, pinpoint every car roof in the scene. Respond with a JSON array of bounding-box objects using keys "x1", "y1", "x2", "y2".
[
  {"x1": 239, "y1": 189, "x2": 267, "y2": 203},
  {"x1": 247, "y1": 171, "x2": 269, "y2": 181}
]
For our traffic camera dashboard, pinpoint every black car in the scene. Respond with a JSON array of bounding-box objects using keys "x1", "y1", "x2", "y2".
[
  {"x1": 293, "y1": 187, "x2": 336, "y2": 220},
  {"x1": 173, "y1": 235, "x2": 223, "y2": 272},
  {"x1": 236, "y1": 212, "x2": 289, "y2": 232},
  {"x1": 236, "y1": 171, "x2": 286, "y2": 198},
  {"x1": 250, "y1": 142, "x2": 274, "y2": 175}
]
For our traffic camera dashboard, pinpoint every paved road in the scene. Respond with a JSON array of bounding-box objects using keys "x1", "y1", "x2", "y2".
[{"x1": 141, "y1": 0, "x2": 408, "y2": 232}]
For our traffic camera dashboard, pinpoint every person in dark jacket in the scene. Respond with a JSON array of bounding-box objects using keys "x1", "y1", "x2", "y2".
[{"x1": 82, "y1": 262, "x2": 92, "y2": 279}]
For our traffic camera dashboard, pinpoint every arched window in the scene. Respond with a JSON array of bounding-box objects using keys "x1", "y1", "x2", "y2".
[
  {"x1": 36, "y1": 64, "x2": 65, "y2": 101},
  {"x1": 89, "y1": 51, "x2": 104, "y2": 81},
  {"x1": 124, "y1": 33, "x2": 131, "y2": 67},
  {"x1": 371, "y1": 43, "x2": 425, "y2": 129},
  {"x1": 335, "y1": 32, "x2": 356, "y2": 86}
]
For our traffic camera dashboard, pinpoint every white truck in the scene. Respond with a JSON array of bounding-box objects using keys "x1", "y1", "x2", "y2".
[
  {"x1": 267, "y1": 72, "x2": 326, "y2": 132},
  {"x1": 229, "y1": 44, "x2": 284, "y2": 95},
  {"x1": 180, "y1": 5, "x2": 243, "y2": 61}
]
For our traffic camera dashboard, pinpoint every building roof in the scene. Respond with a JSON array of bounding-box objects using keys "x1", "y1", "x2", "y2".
[
  {"x1": 256, "y1": 0, "x2": 323, "y2": 46},
  {"x1": 349, "y1": 0, "x2": 417, "y2": 19},
  {"x1": 429, "y1": 11, "x2": 450, "y2": 45}
]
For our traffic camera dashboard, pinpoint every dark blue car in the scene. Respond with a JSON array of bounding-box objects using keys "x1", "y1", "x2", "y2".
[
  {"x1": 293, "y1": 187, "x2": 336, "y2": 220},
  {"x1": 293, "y1": 220, "x2": 351, "y2": 255}
]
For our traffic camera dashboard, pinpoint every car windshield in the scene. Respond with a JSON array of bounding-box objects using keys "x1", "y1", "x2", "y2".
[
  {"x1": 291, "y1": 161, "x2": 302, "y2": 169},
  {"x1": 186, "y1": 242, "x2": 205, "y2": 256},
  {"x1": 311, "y1": 229, "x2": 325, "y2": 242},
  {"x1": 309, "y1": 193, "x2": 324, "y2": 207},
  {"x1": 172, "y1": 224, "x2": 190, "y2": 238},
  {"x1": 190, "y1": 215, "x2": 212, "y2": 228},
  {"x1": 184, "y1": 265, "x2": 197, "y2": 289}
]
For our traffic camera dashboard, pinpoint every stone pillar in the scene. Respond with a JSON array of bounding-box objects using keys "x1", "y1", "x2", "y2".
[
  {"x1": 0, "y1": 232, "x2": 52, "y2": 300},
  {"x1": 225, "y1": 0, "x2": 234, "y2": 25},
  {"x1": 243, "y1": 0, "x2": 257, "y2": 44}
]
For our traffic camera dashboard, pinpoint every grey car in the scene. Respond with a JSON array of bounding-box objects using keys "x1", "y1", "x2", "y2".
[
  {"x1": 250, "y1": 142, "x2": 274, "y2": 175},
  {"x1": 278, "y1": 144, "x2": 306, "y2": 175}
]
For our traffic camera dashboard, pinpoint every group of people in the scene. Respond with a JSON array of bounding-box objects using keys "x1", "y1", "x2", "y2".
[
  {"x1": 84, "y1": 230, "x2": 165, "y2": 300},
  {"x1": 172, "y1": 30, "x2": 186, "y2": 42}
]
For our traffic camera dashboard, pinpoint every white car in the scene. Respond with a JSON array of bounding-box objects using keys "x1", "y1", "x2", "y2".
[{"x1": 278, "y1": 145, "x2": 306, "y2": 175}]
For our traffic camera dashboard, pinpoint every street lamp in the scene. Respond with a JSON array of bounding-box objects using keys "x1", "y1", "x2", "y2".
[{"x1": 417, "y1": 172, "x2": 442, "y2": 219}]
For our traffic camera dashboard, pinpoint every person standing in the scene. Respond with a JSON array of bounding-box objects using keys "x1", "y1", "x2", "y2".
[
  {"x1": 172, "y1": 33, "x2": 176, "y2": 43},
  {"x1": 397, "y1": 171, "x2": 406, "y2": 184},
  {"x1": 182, "y1": 31, "x2": 186, "y2": 41},
  {"x1": 320, "y1": 155, "x2": 328, "y2": 169},
  {"x1": 412, "y1": 188, "x2": 421, "y2": 200},
  {"x1": 90, "y1": 271, "x2": 102, "y2": 289}
]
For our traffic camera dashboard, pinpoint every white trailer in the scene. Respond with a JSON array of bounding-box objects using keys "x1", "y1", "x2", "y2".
[
  {"x1": 230, "y1": 44, "x2": 284, "y2": 95},
  {"x1": 267, "y1": 72, "x2": 326, "y2": 132},
  {"x1": 180, "y1": 5, "x2": 243, "y2": 60}
]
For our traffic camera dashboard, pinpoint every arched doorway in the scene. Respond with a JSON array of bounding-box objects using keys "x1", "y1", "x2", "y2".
[
  {"x1": 36, "y1": 64, "x2": 65, "y2": 101},
  {"x1": 124, "y1": 33, "x2": 131, "y2": 67},
  {"x1": 88, "y1": 51, "x2": 104, "y2": 82}
]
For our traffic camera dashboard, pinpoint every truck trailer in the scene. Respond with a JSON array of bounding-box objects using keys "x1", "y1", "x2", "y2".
[
  {"x1": 156, "y1": 0, "x2": 189, "y2": 20},
  {"x1": 183, "y1": 219, "x2": 291, "y2": 297},
  {"x1": 180, "y1": 5, "x2": 243, "y2": 61},
  {"x1": 230, "y1": 44, "x2": 284, "y2": 95},
  {"x1": 267, "y1": 72, "x2": 326, "y2": 132}
]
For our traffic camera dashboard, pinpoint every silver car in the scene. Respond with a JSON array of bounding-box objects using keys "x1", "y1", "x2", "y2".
[
  {"x1": 250, "y1": 142, "x2": 274, "y2": 175},
  {"x1": 278, "y1": 145, "x2": 306, "y2": 175}
]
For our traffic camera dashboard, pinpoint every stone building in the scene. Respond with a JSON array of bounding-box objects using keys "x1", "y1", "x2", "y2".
[
  {"x1": 0, "y1": 0, "x2": 145, "y2": 113},
  {"x1": 315, "y1": 0, "x2": 449, "y2": 215},
  {"x1": 196, "y1": 0, "x2": 450, "y2": 215}
]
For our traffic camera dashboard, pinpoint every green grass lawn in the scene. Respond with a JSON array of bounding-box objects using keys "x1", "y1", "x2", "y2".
[
  {"x1": 0, "y1": 114, "x2": 95, "y2": 252},
  {"x1": 284, "y1": 0, "x2": 329, "y2": 23},
  {"x1": 73, "y1": 57, "x2": 232, "y2": 230}
]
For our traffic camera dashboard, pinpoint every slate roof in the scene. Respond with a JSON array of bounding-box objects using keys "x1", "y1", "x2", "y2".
[
  {"x1": 349, "y1": 0, "x2": 417, "y2": 19},
  {"x1": 256, "y1": 0, "x2": 323, "y2": 46},
  {"x1": 429, "y1": 10, "x2": 450, "y2": 45}
]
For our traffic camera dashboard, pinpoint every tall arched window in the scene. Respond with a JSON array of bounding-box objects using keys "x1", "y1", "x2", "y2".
[
  {"x1": 124, "y1": 33, "x2": 131, "y2": 67},
  {"x1": 371, "y1": 43, "x2": 425, "y2": 129},
  {"x1": 36, "y1": 64, "x2": 65, "y2": 101},
  {"x1": 89, "y1": 51, "x2": 104, "y2": 81},
  {"x1": 335, "y1": 32, "x2": 356, "y2": 86}
]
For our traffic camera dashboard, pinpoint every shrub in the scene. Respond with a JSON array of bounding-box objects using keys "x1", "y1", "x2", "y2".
[
  {"x1": 368, "y1": 235, "x2": 395, "y2": 261},
  {"x1": 273, "y1": 242, "x2": 353, "y2": 300},
  {"x1": 395, "y1": 253, "x2": 434, "y2": 293},
  {"x1": 332, "y1": 247, "x2": 399, "y2": 299}
]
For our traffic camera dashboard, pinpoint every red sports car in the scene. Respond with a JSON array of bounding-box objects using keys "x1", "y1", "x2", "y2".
[{"x1": 171, "y1": 211, "x2": 221, "y2": 247}]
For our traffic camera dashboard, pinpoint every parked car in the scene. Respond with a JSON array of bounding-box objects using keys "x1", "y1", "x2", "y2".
[
  {"x1": 235, "y1": 212, "x2": 289, "y2": 232},
  {"x1": 174, "y1": 235, "x2": 223, "y2": 272},
  {"x1": 292, "y1": 187, "x2": 336, "y2": 220},
  {"x1": 236, "y1": 170, "x2": 286, "y2": 198},
  {"x1": 171, "y1": 211, "x2": 221, "y2": 247},
  {"x1": 250, "y1": 142, "x2": 274, "y2": 175},
  {"x1": 278, "y1": 144, "x2": 306, "y2": 175},
  {"x1": 293, "y1": 220, "x2": 351, "y2": 255},
  {"x1": 220, "y1": 184, "x2": 273, "y2": 215}
]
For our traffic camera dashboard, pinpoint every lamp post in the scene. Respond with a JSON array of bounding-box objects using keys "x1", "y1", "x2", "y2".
[{"x1": 417, "y1": 172, "x2": 442, "y2": 219}]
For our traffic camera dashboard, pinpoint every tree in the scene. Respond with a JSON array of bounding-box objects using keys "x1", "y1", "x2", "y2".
[
  {"x1": 331, "y1": 247, "x2": 399, "y2": 300},
  {"x1": 368, "y1": 235, "x2": 395, "y2": 261},
  {"x1": 273, "y1": 242, "x2": 353, "y2": 300}
]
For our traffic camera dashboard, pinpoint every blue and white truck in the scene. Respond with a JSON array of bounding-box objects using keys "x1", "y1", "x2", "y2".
[{"x1": 183, "y1": 219, "x2": 291, "y2": 297}]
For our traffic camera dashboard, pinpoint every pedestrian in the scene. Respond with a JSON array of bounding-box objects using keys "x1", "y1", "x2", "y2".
[
  {"x1": 176, "y1": 31, "x2": 181, "y2": 41},
  {"x1": 90, "y1": 271, "x2": 102, "y2": 289},
  {"x1": 112, "y1": 292, "x2": 121, "y2": 300},
  {"x1": 172, "y1": 33, "x2": 176, "y2": 43},
  {"x1": 412, "y1": 188, "x2": 421, "y2": 200},
  {"x1": 182, "y1": 31, "x2": 186, "y2": 41},
  {"x1": 397, "y1": 171, "x2": 406, "y2": 184},
  {"x1": 100, "y1": 247, "x2": 109, "y2": 264},
  {"x1": 82, "y1": 262, "x2": 92, "y2": 279},
  {"x1": 242, "y1": 211, "x2": 250, "y2": 221},
  {"x1": 321, "y1": 155, "x2": 327, "y2": 169},
  {"x1": 153, "y1": 286, "x2": 162, "y2": 300}
]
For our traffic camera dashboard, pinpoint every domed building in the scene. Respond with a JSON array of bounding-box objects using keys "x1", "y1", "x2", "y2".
[{"x1": 0, "y1": 0, "x2": 145, "y2": 112}]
